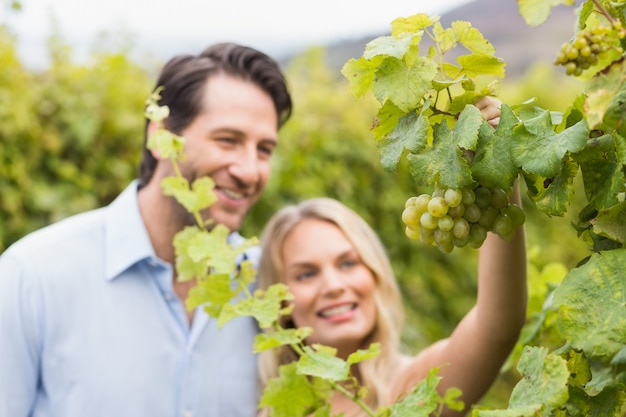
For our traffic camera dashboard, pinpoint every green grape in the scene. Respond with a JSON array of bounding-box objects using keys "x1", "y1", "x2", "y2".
[
  {"x1": 490, "y1": 187, "x2": 509, "y2": 209},
  {"x1": 461, "y1": 188, "x2": 476, "y2": 205},
  {"x1": 452, "y1": 217, "x2": 470, "y2": 239},
  {"x1": 448, "y1": 203, "x2": 465, "y2": 218},
  {"x1": 493, "y1": 213, "x2": 513, "y2": 237},
  {"x1": 463, "y1": 203, "x2": 482, "y2": 223},
  {"x1": 474, "y1": 186, "x2": 491, "y2": 208},
  {"x1": 405, "y1": 196, "x2": 418, "y2": 208},
  {"x1": 503, "y1": 204, "x2": 525, "y2": 228},
  {"x1": 438, "y1": 215, "x2": 454, "y2": 232},
  {"x1": 437, "y1": 239, "x2": 454, "y2": 254},
  {"x1": 468, "y1": 224, "x2": 488, "y2": 248},
  {"x1": 402, "y1": 205, "x2": 422, "y2": 227},
  {"x1": 414, "y1": 194, "x2": 432, "y2": 213},
  {"x1": 405, "y1": 225, "x2": 420, "y2": 240},
  {"x1": 420, "y1": 211, "x2": 439, "y2": 230},
  {"x1": 419, "y1": 226, "x2": 435, "y2": 245},
  {"x1": 427, "y1": 196, "x2": 449, "y2": 218},
  {"x1": 478, "y1": 205, "x2": 499, "y2": 228},
  {"x1": 434, "y1": 228, "x2": 453, "y2": 245},
  {"x1": 444, "y1": 188, "x2": 463, "y2": 208},
  {"x1": 452, "y1": 234, "x2": 470, "y2": 248}
]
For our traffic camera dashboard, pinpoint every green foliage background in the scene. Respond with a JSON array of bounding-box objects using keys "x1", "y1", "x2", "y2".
[{"x1": 0, "y1": 21, "x2": 591, "y2": 409}]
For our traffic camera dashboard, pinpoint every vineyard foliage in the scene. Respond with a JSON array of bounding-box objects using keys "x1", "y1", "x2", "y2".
[{"x1": 1, "y1": 0, "x2": 623, "y2": 414}]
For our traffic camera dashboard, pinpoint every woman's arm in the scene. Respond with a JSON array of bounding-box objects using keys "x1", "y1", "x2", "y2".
[{"x1": 392, "y1": 98, "x2": 527, "y2": 416}]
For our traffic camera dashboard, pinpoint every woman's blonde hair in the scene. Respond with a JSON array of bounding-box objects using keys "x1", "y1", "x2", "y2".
[{"x1": 257, "y1": 197, "x2": 405, "y2": 411}]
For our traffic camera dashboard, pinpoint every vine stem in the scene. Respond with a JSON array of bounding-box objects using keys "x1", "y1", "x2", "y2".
[
  {"x1": 330, "y1": 382, "x2": 378, "y2": 417},
  {"x1": 593, "y1": 0, "x2": 618, "y2": 24}
]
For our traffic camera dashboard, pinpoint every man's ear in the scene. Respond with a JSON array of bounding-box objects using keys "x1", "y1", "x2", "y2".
[{"x1": 147, "y1": 121, "x2": 162, "y2": 160}]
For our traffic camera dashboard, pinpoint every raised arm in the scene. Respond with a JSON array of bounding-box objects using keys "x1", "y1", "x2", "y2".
[{"x1": 392, "y1": 97, "x2": 528, "y2": 416}]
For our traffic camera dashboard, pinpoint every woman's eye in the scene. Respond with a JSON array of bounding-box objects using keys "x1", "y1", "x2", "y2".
[
  {"x1": 296, "y1": 271, "x2": 314, "y2": 281},
  {"x1": 341, "y1": 259, "x2": 358, "y2": 269}
]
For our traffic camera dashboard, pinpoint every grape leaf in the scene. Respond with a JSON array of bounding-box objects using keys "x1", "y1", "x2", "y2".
[
  {"x1": 372, "y1": 100, "x2": 405, "y2": 142},
  {"x1": 378, "y1": 108, "x2": 429, "y2": 171},
  {"x1": 387, "y1": 368, "x2": 442, "y2": 417},
  {"x1": 259, "y1": 363, "x2": 329, "y2": 417},
  {"x1": 510, "y1": 109, "x2": 588, "y2": 178},
  {"x1": 604, "y1": 89, "x2": 626, "y2": 138},
  {"x1": 186, "y1": 272, "x2": 236, "y2": 317},
  {"x1": 161, "y1": 176, "x2": 217, "y2": 215},
  {"x1": 373, "y1": 56, "x2": 437, "y2": 113},
  {"x1": 452, "y1": 21, "x2": 496, "y2": 55},
  {"x1": 364, "y1": 33, "x2": 421, "y2": 61},
  {"x1": 552, "y1": 248, "x2": 626, "y2": 358},
  {"x1": 340, "y1": 56, "x2": 381, "y2": 98},
  {"x1": 456, "y1": 54, "x2": 505, "y2": 78},
  {"x1": 346, "y1": 343, "x2": 380, "y2": 365},
  {"x1": 147, "y1": 127, "x2": 185, "y2": 160},
  {"x1": 531, "y1": 157, "x2": 578, "y2": 217},
  {"x1": 573, "y1": 134, "x2": 625, "y2": 211},
  {"x1": 476, "y1": 346, "x2": 569, "y2": 416},
  {"x1": 219, "y1": 282, "x2": 294, "y2": 328},
  {"x1": 297, "y1": 346, "x2": 349, "y2": 382},
  {"x1": 591, "y1": 201, "x2": 626, "y2": 245},
  {"x1": 471, "y1": 104, "x2": 520, "y2": 189},
  {"x1": 407, "y1": 120, "x2": 474, "y2": 189},
  {"x1": 518, "y1": 0, "x2": 575, "y2": 26},
  {"x1": 391, "y1": 13, "x2": 437, "y2": 36},
  {"x1": 585, "y1": 88, "x2": 614, "y2": 130},
  {"x1": 454, "y1": 104, "x2": 484, "y2": 150},
  {"x1": 433, "y1": 22, "x2": 457, "y2": 54},
  {"x1": 254, "y1": 327, "x2": 313, "y2": 353}
]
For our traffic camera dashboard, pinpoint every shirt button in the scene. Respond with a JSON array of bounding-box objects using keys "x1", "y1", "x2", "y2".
[
  {"x1": 164, "y1": 293, "x2": 176, "y2": 302},
  {"x1": 183, "y1": 410, "x2": 193, "y2": 417}
]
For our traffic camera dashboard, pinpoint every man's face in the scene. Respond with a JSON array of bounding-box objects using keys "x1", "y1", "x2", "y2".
[{"x1": 165, "y1": 73, "x2": 279, "y2": 232}]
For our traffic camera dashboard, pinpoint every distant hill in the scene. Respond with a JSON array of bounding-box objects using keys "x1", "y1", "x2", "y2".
[{"x1": 318, "y1": 0, "x2": 580, "y2": 79}]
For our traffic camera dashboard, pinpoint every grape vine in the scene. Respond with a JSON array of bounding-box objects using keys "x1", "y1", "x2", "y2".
[
  {"x1": 342, "y1": 0, "x2": 626, "y2": 415},
  {"x1": 147, "y1": 0, "x2": 626, "y2": 414}
]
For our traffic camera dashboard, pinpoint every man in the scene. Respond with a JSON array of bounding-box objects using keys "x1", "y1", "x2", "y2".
[{"x1": 0, "y1": 42, "x2": 292, "y2": 417}]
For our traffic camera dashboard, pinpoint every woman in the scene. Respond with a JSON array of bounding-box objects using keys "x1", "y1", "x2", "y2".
[
  {"x1": 256, "y1": 101, "x2": 526, "y2": 417},
  {"x1": 257, "y1": 195, "x2": 527, "y2": 416}
]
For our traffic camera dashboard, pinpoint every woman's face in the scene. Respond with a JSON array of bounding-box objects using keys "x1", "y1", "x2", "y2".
[{"x1": 281, "y1": 218, "x2": 377, "y2": 357}]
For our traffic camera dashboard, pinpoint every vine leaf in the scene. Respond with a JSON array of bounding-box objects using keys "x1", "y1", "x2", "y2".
[
  {"x1": 297, "y1": 345, "x2": 350, "y2": 382},
  {"x1": 592, "y1": 202, "x2": 626, "y2": 244},
  {"x1": 407, "y1": 119, "x2": 474, "y2": 189},
  {"x1": 340, "y1": 56, "x2": 381, "y2": 98},
  {"x1": 378, "y1": 108, "x2": 429, "y2": 171},
  {"x1": 219, "y1": 283, "x2": 294, "y2": 328},
  {"x1": 471, "y1": 104, "x2": 519, "y2": 189},
  {"x1": 386, "y1": 368, "x2": 449, "y2": 416},
  {"x1": 186, "y1": 272, "x2": 236, "y2": 317},
  {"x1": 347, "y1": 343, "x2": 381, "y2": 365},
  {"x1": 161, "y1": 176, "x2": 217, "y2": 215},
  {"x1": 475, "y1": 346, "x2": 569, "y2": 416},
  {"x1": 531, "y1": 157, "x2": 578, "y2": 217},
  {"x1": 518, "y1": 0, "x2": 575, "y2": 27},
  {"x1": 254, "y1": 327, "x2": 313, "y2": 353},
  {"x1": 259, "y1": 362, "x2": 331, "y2": 417},
  {"x1": 510, "y1": 109, "x2": 588, "y2": 178},
  {"x1": 573, "y1": 134, "x2": 626, "y2": 211},
  {"x1": 373, "y1": 56, "x2": 438, "y2": 113},
  {"x1": 552, "y1": 249, "x2": 626, "y2": 358}
]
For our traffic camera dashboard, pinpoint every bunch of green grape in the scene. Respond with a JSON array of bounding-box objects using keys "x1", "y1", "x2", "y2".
[
  {"x1": 554, "y1": 22, "x2": 625, "y2": 76},
  {"x1": 401, "y1": 183, "x2": 525, "y2": 253}
]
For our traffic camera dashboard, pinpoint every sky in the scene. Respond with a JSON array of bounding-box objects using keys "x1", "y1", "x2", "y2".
[{"x1": 3, "y1": 0, "x2": 476, "y2": 69}]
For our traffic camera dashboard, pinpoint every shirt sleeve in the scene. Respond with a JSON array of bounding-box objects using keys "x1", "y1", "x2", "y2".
[{"x1": 0, "y1": 252, "x2": 43, "y2": 416}]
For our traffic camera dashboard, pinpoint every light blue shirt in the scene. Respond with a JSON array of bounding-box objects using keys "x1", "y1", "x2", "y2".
[{"x1": 0, "y1": 181, "x2": 261, "y2": 417}]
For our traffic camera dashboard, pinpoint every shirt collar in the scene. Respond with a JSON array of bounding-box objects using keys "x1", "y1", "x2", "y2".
[
  {"x1": 103, "y1": 180, "x2": 252, "y2": 281},
  {"x1": 104, "y1": 180, "x2": 156, "y2": 280}
]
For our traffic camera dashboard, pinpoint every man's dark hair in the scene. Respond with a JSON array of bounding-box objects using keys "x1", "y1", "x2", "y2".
[{"x1": 138, "y1": 42, "x2": 293, "y2": 187}]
